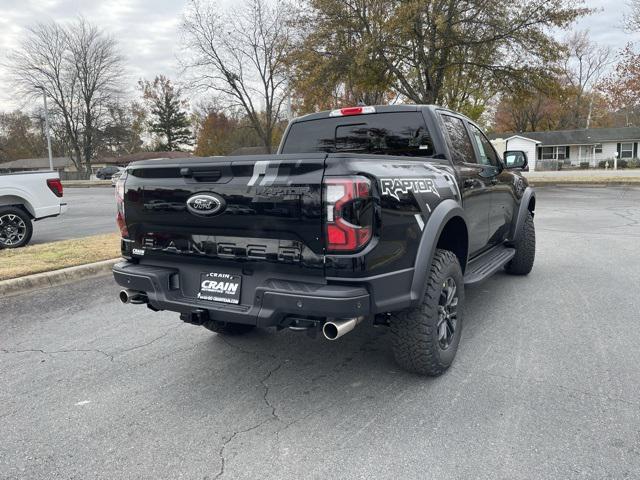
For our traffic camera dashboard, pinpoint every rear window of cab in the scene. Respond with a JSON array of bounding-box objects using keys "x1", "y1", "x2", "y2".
[{"x1": 281, "y1": 112, "x2": 434, "y2": 157}]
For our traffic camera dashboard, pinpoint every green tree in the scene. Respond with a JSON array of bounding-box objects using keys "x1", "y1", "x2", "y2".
[
  {"x1": 294, "y1": 0, "x2": 588, "y2": 116},
  {"x1": 97, "y1": 102, "x2": 145, "y2": 156},
  {"x1": 139, "y1": 76, "x2": 192, "y2": 151},
  {"x1": 289, "y1": 1, "x2": 393, "y2": 112},
  {"x1": 599, "y1": 45, "x2": 640, "y2": 127},
  {"x1": 0, "y1": 110, "x2": 47, "y2": 162}
]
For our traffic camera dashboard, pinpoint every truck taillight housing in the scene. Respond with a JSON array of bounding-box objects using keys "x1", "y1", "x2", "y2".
[
  {"x1": 115, "y1": 171, "x2": 128, "y2": 238},
  {"x1": 323, "y1": 176, "x2": 373, "y2": 252},
  {"x1": 46, "y1": 178, "x2": 63, "y2": 197}
]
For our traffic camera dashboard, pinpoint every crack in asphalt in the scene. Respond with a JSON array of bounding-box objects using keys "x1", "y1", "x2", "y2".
[
  {"x1": 213, "y1": 416, "x2": 272, "y2": 480},
  {"x1": 213, "y1": 360, "x2": 285, "y2": 479},
  {"x1": 113, "y1": 324, "x2": 182, "y2": 356},
  {"x1": 261, "y1": 362, "x2": 283, "y2": 421},
  {"x1": 211, "y1": 337, "x2": 286, "y2": 478},
  {"x1": 1, "y1": 347, "x2": 114, "y2": 361},
  {"x1": 0, "y1": 324, "x2": 183, "y2": 364},
  {"x1": 211, "y1": 330, "x2": 387, "y2": 478}
]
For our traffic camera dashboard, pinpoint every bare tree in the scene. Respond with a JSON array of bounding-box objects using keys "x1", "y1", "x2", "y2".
[
  {"x1": 7, "y1": 18, "x2": 124, "y2": 172},
  {"x1": 625, "y1": 0, "x2": 640, "y2": 31},
  {"x1": 181, "y1": 0, "x2": 294, "y2": 151},
  {"x1": 561, "y1": 31, "x2": 612, "y2": 128}
]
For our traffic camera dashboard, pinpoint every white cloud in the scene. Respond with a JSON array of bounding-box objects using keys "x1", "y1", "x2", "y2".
[
  {"x1": 0, "y1": 0, "x2": 638, "y2": 111},
  {"x1": 0, "y1": 0, "x2": 186, "y2": 110}
]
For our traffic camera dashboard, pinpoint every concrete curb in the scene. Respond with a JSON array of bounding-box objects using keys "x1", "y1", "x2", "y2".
[
  {"x1": 528, "y1": 181, "x2": 640, "y2": 187},
  {"x1": 63, "y1": 181, "x2": 112, "y2": 188},
  {"x1": 0, "y1": 258, "x2": 120, "y2": 299}
]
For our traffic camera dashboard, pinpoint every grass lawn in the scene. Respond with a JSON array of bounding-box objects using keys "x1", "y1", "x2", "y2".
[{"x1": 0, "y1": 233, "x2": 121, "y2": 281}]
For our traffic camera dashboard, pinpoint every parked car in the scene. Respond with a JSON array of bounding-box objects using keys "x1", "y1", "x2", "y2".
[
  {"x1": 96, "y1": 165, "x2": 122, "y2": 180},
  {"x1": 0, "y1": 171, "x2": 67, "y2": 248},
  {"x1": 113, "y1": 104, "x2": 535, "y2": 376}
]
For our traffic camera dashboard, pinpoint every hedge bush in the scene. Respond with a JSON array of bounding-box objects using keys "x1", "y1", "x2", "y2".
[
  {"x1": 627, "y1": 159, "x2": 640, "y2": 168},
  {"x1": 598, "y1": 159, "x2": 628, "y2": 169}
]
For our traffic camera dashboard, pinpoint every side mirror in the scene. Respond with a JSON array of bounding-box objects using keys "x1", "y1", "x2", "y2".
[{"x1": 503, "y1": 150, "x2": 528, "y2": 170}]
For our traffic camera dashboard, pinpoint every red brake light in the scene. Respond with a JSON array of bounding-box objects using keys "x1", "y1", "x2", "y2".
[
  {"x1": 329, "y1": 106, "x2": 376, "y2": 117},
  {"x1": 323, "y1": 176, "x2": 373, "y2": 252},
  {"x1": 47, "y1": 178, "x2": 63, "y2": 197}
]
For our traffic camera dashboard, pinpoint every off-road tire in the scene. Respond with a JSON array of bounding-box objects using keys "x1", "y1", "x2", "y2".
[
  {"x1": 390, "y1": 249, "x2": 464, "y2": 376},
  {"x1": 203, "y1": 321, "x2": 256, "y2": 335},
  {"x1": 0, "y1": 206, "x2": 33, "y2": 249},
  {"x1": 505, "y1": 211, "x2": 535, "y2": 275}
]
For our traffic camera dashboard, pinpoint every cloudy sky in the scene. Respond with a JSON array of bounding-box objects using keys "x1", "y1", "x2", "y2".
[{"x1": 0, "y1": 0, "x2": 638, "y2": 111}]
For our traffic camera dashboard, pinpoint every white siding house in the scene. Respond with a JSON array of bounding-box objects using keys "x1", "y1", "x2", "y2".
[{"x1": 489, "y1": 127, "x2": 640, "y2": 170}]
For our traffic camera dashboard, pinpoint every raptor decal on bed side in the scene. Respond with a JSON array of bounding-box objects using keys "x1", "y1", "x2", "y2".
[{"x1": 380, "y1": 178, "x2": 440, "y2": 201}]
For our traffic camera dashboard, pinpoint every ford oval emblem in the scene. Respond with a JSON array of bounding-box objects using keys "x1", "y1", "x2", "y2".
[{"x1": 186, "y1": 193, "x2": 225, "y2": 216}]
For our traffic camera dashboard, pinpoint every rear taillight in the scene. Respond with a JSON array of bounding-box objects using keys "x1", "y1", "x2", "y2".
[
  {"x1": 324, "y1": 176, "x2": 373, "y2": 252},
  {"x1": 115, "y1": 170, "x2": 128, "y2": 238},
  {"x1": 329, "y1": 106, "x2": 376, "y2": 117},
  {"x1": 47, "y1": 178, "x2": 63, "y2": 197}
]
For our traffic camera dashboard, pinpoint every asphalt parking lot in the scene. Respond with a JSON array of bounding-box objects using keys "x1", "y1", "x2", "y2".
[
  {"x1": 31, "y1": 187, "x2": 116, "y2": 244},
  {"x1": 1, "y1": 186, "x2": 639, "y2": 479}
]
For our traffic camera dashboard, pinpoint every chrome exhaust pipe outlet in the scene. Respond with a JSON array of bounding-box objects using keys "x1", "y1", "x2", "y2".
[
  {"x1": 119, "y1": 289, "x2": 148, "y2": 305},
  {"x1": 322, "y1": 316, "x2": 364, "y2": 341}
]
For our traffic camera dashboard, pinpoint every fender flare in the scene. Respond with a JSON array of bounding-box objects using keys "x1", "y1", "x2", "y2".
[
  {"x1": 410, "y1": 199, "x2": 467, "y2": 304},
  {"x1": 509, "y1": 187, "x2": 535, "y2": 243},
  {"x1": 0, "y1": 193, "x2": 36, "y2": 218}
]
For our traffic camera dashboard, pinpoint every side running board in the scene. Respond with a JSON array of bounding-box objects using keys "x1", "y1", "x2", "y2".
[{"x1": 464, "y1": 245, "x2": 516, "y2": 285}]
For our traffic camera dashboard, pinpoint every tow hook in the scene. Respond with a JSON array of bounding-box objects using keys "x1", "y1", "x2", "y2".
[{"x1": 180, "y1": 309, "x2": 208, "y2": 326}]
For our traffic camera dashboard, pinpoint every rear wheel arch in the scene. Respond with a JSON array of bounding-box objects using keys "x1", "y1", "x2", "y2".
[
  {"x1": 436, "y1": 216, "x2": 468, "y2": 273},
  {"x1": 510, "y1": 187, "x2": 535, "y2": 243},
  {"x1": 528, "y1": 195, "x2": 536, "y2": 214},
  {"x1": 0, "y1": 196, "x2": 35, "y2": 218},
  {"x1": 410, "y1": 199, "x2": 468, "y2": 304}
]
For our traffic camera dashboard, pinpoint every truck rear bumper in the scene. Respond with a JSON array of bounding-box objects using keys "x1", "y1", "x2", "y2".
[{"x1": 113, "y1": 261, "x2": 370, "y2": 327}]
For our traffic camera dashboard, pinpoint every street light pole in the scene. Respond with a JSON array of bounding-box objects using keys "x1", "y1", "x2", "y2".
[{"x1": 36, "y1": 86, "x2": 54, "y2": 171}]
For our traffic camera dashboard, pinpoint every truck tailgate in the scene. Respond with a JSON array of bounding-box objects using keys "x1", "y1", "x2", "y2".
[{"x1": 123, "y1": 154, "x2": 326, "y2": 267}]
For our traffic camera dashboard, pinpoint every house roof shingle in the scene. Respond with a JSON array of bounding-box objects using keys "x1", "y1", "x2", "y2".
[{"x1": 488, "y1": 127, "x2": 640, "y2": 145}]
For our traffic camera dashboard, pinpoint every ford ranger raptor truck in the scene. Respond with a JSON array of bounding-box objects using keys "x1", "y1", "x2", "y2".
[{"x1": 113, "y1": 105, "x2": 536, "y2": 376}]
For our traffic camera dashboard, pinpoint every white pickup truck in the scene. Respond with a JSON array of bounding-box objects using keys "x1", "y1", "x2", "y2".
[{"x1": 0, "y1": 171, "x2": 67, "y2": 248}]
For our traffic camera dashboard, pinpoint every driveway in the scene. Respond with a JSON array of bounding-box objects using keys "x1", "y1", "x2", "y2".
[
  {"x1": 1, "y1": 186, "x2": 639, "y2": 479},
  {"x1": 31, "y1": 187, "x2": 117, "y2": 244}
]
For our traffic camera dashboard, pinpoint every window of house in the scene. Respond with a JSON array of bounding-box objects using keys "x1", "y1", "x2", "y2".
[
  {"x1": 540, "y1": 146, "x2": 568, "y2": 160},
  {"x1": 620, "y1": 143, "x2": 634, "y2": 159},
  {"x1": 594, "y1": 144, "x2": 603, "y2": 154}
]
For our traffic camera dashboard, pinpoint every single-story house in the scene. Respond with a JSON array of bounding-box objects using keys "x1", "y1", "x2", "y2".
[
  {"x1": 0, "y1": 156, "x2": 71, "y2": 173},
  {"x1": 489, "y1": 127, "x2": 640, "y2": 171},
  {"x1": 0, "y1": 151, "x2": 192, "y2": 178}
]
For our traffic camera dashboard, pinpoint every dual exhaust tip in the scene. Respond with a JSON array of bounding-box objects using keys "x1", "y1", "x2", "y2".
[
  {"x1": 119, "y1": 288, "x2": 361, "y2": 341},
  {"x1": 322, "y1": 316, "x2": 364, "y2": 341}
]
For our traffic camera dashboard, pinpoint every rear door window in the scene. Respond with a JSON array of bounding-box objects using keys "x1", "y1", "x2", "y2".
[
  {"x1": 469, "y1": 124, "x2": 499, "y2": 167},
  {"x1": 281, "y1": 112, "x2": 434, "y2": 157},
  {"x1": 440, "y1": 114, "x2": 475, "y2": 164}
]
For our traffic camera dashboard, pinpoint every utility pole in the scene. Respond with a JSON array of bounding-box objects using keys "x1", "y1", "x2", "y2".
[{"x1": 36, "y1": 86, "x2": 54, "y2": 171}]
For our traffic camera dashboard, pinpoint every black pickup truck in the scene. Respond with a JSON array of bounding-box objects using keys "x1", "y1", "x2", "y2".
[{"x1": 113, "y1": 105, "x2": 535, "y2": 376}]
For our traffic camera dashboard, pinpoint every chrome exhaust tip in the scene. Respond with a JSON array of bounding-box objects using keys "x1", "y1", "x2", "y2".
[
  {"x1": 322, "y1": 316, "x2": 364, "y2": 341},
  {"x1": 119, "y1": 289, "x2": 148, "y2": 305}
]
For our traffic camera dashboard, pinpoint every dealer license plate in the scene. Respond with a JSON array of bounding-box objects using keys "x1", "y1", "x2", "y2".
[{"x1": 197, "y1": 272, "x2": 242, "y2": 305}]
